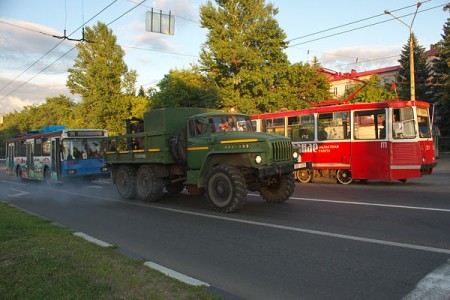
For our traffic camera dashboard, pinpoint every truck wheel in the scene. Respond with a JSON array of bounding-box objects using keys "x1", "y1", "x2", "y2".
[
  {"x1": 206, "y1": 165, "x2": 247, "y2": 213},
  {"x1": 260, "y1": 173, "x2": 295, "y2": 203},
  {"x1": 171, "y1": 126, "x2": 188, "y2": 165},
  {"x1": 116, "y1": 165, "x2": 137, "y2": 199},
  {"x1": 136, "y1": 165, "x2": 164, "y2": 202}
]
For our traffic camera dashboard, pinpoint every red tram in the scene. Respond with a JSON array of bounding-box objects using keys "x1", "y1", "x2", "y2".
[{"x1": 251, "y1": 100, "x2": 436, "y2": 184}]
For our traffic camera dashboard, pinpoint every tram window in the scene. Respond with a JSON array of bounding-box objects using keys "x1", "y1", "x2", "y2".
[
  {"x1": 417, "y1": 108, "x2": 431, "y2": 138},
  {"x1": 353, "y1": 109, "x2": 386, "y2": 140},
  {"x1": 318, "y1": 111, "x2": 350, "y2": 141},
  {"x1": 264, "y1": 117, "x2": 285, "y2": 136},
  {"x1": 288, "y1": 115, "x2": 314, "y2": 142},
  {"x1": 393, "y1": 108, "x2": 416, "y2": 139}
]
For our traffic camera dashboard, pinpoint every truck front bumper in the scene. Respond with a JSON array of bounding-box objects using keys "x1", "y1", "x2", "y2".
[{"x1": 256, "y1": 161, "x2": 311, "y2": 178}]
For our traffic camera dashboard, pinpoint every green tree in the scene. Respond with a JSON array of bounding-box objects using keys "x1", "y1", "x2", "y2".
[
  {"x1": 431, "y1": 4, "x2": 450, "y2": 136},
  {"x1": 343, "y1": 75, "x2": 396, "y2": 103},
  {"x1": 67, "y1": 22, "x2": 135, "y2": 135},
  {"x1": 34, "y1": 95, "x2": 77, "y2": 128},
  {"x1": 396, "y1": 33, "x2": 431, "y2": 101},
  {"x1": 285, "y1": 62, "x2": 331, "y2": 109},
  {"x1": 199, "y1": 0, "x2": 290, "y2": 114},
  {"x1": 152, "y1": 68, "x2": 219, "y2": 108}
]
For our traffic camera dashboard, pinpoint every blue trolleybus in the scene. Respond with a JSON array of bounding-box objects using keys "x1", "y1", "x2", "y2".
[{"x1": 5, "y1": 126, "x2": 110, "y2": 181}]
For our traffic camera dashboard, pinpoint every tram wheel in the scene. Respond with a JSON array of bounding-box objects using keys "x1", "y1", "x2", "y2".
[
  {"x1": 296, "y1": 170, "x2": 312, "y2": 183},
  {"x1": 337, "y1": 170, "x2": 352, "y2": 185}
]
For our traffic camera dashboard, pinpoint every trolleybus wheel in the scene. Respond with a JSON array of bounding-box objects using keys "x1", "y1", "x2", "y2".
[
  {"x1": 116, "y1": 165, "x2": 137, "y2": 199},
  {"x1": 398, "y1": 179, "x2": 407, "y2": 183},
  {"x1": 136, "y1": 165, "x2": 164, "y2": 202},
  {"x1": 260, "y1": 173, "x2": 295, "y2": 203},
  {"x1": 206, "y1": 165, "x2": 247, "y2": 213},
  {"x1": 337, "y1": 170, "x2": 352, "y2": 185},
  {"x1": 296, "y1": 170, "x2": 312, "y2": 183}
]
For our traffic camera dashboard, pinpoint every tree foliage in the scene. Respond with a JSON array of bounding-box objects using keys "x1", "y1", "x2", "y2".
[
  {"x1": 152, "y1": 68, "x2": 219, "y2": 109},
  {"x1": 199, "y1": 0, "x2": 291, "y2": 113},
  {"x1": 433, "y1": 4, "x2": 450, "y2": 136},
  {"x1": 67, "y1": 22, "x2": 145, "y2": 135},
  {"x1": 343, "y1": 76, "x2": 396, "y2": 103},
  {"x1": 396, "y1": 34, "x2": 431, "y2": 101}
]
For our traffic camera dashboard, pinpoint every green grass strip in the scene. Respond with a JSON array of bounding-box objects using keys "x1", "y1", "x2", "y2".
[{"x1": 0, "y1": 202, "x2": 219, "y2": 300}]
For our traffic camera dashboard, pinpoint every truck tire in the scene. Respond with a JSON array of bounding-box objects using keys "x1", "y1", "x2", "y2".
[
  {"x1": 170, "y1": 126, "x2": 188, "y2": 165},
  {"x1": 136, "y1": 165, "x2": 164, "y2": 202},
  {"x1": 116, "y1": 165, "x2": 137, "y2": 199},
  {"x1": 206, "y1": 165, "x2": 247, "y2": 213},
  {"x1": 260, "y1": 173, "x2": 295, "y2": 203}
]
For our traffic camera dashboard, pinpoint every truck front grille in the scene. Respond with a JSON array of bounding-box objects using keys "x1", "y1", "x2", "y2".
[{"x1": 271, "y1": 140, "x2": 292, "y2": 162}]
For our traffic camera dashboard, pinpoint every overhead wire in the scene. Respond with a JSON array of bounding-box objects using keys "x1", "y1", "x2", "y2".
[
  {"x1": 286, "y1": 0, "x2": 432, "y2": 43},
  {"x1": 0, "y1": 0, "x2": 121, "y2": 101},
  {"x1": 288, "y1": 3, "x2": 444, "y2": 47}
]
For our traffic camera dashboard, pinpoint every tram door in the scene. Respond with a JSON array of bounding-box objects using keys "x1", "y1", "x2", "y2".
[{"x1": 351, "y1": 109, "x2": 389, "y2": 180}]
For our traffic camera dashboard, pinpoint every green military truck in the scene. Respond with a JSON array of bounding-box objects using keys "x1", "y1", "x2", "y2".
[{"x1": 103, "y1": 107, "x2": 309, "y2": 212}]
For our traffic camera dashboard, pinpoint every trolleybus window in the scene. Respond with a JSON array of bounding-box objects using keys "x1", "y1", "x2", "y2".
[
  {"x1": 318, "y1": 111, "x2": 350, "y2": 141},
  {"x1": 353, "y1": 109, "x2": 386, "y2": 140}
]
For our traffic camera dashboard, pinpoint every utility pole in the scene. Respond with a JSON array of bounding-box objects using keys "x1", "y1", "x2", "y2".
[{"x1": 385, "y1": 2, "x2": 421, "y2": 101}]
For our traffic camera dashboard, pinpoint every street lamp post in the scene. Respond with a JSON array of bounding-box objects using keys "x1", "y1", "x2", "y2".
[{"x1": 385, "y1": 2, "x2": 421, "y2": 101}]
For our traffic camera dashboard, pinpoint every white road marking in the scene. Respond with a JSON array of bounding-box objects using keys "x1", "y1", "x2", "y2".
[
  {"x1": 7, "y1": 188, "x2": 30, "y2": 197},
  {"x1": 402, "y1": 259, "x2": 450, "y2": 300},
  {"x1": 17, "y1": 186, "x2": 450, "y2": 255},
  {"x1": 144, "y1": 261, "x2": 209, "y2": 287},
  {"x1": 285, "y1": 196, "x2": 450, "y2": 213},
  {"x1": 73, "y1": 232, "x2": 112, "y2": 248}
]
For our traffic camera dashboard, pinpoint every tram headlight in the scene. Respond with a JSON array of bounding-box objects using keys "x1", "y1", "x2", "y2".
[
  {"x1": 101, "y1": 167, "x2": 109, "y2": 172},
  {"x1": 255, "y1": 155, "x2": 262, "y2": 164}
]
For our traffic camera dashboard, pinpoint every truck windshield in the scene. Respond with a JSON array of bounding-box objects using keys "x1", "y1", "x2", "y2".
[{"x1": 210, "y1": 116, "x2": 254, "y2": 132}]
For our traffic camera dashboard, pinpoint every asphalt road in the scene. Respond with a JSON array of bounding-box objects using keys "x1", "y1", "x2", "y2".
[{"x1": 2, "y1": 155, "x2": 450, "y2": 299}]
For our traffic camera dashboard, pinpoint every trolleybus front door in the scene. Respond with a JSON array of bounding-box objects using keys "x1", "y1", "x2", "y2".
[{"x1": 51, "y1": 139, "x2": 61, "y2": 180}]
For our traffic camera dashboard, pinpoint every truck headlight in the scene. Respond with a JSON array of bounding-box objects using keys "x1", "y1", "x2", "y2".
[
  {"x1": 255, "y1": 155, "x2": 262, "y2": 164},
  {"x1": 293, "y1": 152, "x2": 298, "y2": 159}
]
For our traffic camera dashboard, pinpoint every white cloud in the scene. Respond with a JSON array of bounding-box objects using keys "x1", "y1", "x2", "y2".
[
  {"x1": 319, "y1": 45, "x2": 401, "y2": 72},
  {"x1": 0, "y1": 18, "x2": 77, "y2": 114}
]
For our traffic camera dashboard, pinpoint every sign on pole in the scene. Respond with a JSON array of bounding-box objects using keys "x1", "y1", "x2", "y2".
[{"x1": 146, "y1": 8, "x2": 175, "y2": 35}]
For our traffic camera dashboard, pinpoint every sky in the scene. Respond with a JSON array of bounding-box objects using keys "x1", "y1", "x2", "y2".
[{"x1": 0, "y1": 0, "x2": 448, "y2": 115}]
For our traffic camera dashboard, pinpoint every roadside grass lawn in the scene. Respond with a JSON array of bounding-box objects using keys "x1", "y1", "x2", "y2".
[{"x1": 0, "y1": 202, "x2": 219, "y2": 299}]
